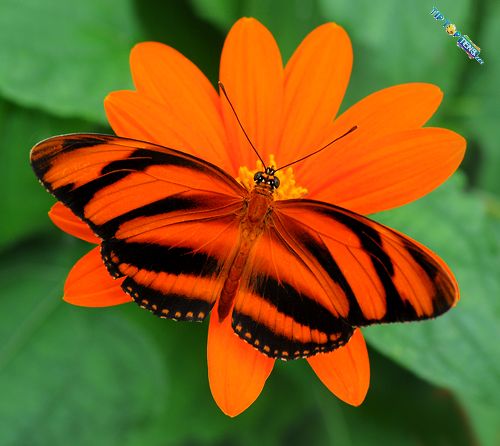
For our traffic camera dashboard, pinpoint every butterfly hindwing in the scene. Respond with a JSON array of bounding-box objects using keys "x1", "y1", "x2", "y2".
[
  {"x1": 273, "y1": 199, "x2": 458, "y2": 326},
  {"x1": 231, "y1": 224, "x2": 354, "y2": 360},
  {"x1": 102, "y1": 212, "x2": 242, "y2": 321},
  {"x1": 31, "y1": 134, "x2": 247, "y2": 321}
]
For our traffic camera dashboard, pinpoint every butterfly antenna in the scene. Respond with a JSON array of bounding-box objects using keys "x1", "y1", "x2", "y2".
[
  {"x1": 218, "y1": 81, "x2": 267, "y2": 169},
  {"x1": 275, "y1": 125, "x2": 357, "y2": 172}
]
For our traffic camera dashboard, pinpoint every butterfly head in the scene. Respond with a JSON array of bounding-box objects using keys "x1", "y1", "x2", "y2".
[{"x1": 254, "y1": 166, "x2": 280, "y2": 190}]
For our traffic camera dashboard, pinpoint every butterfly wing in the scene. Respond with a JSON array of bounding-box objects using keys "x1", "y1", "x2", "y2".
[
  {"x1": 31, "y1": 134, "x2": 247, "y2": 320},
  {"x1": 227, "y1": 197, "x2": 457, "y2": 360},
  {"x1": 273, "y1": 199, "x2": 458, "y2": 326},
  {"x1": 229, "y1": 221, "x2": 354, "y2": 361}
]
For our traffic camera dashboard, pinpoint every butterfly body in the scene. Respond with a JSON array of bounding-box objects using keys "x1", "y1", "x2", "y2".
[{"x1": 218, "y1": 182, "x2": 274, "y2": 320}]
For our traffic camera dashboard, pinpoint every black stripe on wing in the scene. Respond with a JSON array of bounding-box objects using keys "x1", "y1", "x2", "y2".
[
  {"x1": 96, "y1": 195, "x2": 197, "y2": 239},
  {"x1": 233, "y1": 313, "x2": 353, "y2": 361},
  {"x1": 232, "y1": 274, "x2": 354, "y2": 360},
  {"x1": 32, "y1": 134, "x2": 212, "y2": 186},
  {"x1": 253, "y1": 275, "x2": 349, "y2": 334},
  {"x1": 102, "y1": 239, "x2": 221, "y2": 321},
  {"x1": 30, "y1": 134, "x2": 246, "y2": 236},
  {"x1": 32, "y1": 135, "x2": 107, "y2": 175},
  {"x1": 276, "y1": 200, "x2": 456, "y2": 325},
  {"x1": 405, "y1": 244, "x2": 456, "y2": 315},
  {"x1": 101, "y1": 239, "x2": 219, "y2": 278},
  {"x1": 272, "y1": 215, "x2": 367, "y2": 325},
  {"x1": 314, "y1": 206, "x2": 455, "y2": 322},
  {"x1": 124, "y1": 278, "x2": 214, "y2": 322},
  {"x1": 40, "y1": 148, "x2": 208, "y2": 223}
]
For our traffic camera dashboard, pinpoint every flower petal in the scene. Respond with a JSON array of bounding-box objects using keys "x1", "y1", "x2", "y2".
[
  {"x1": 304, "y1": 127, "x2": 466, "y2": 215},
  {"x1": 49, "y1": 202, "x2": 100, "y2": 244},
  {"x1": 207, "y1": 300, "x2": 274, "y2": 417},
  {"x1": 330, "y1": 83, "x2": 444, "y2": 144},
  {"x1": 295, "y1": 83, "x2": 445, "y2": 193},
  {"x1": 64, "y1": 246, "x2": 131, "y2": 307},
  {"x1": 278, "y1": 23, "x2": 352, "y2": 165},
  {"x1": 106, "y1": 42, "x2": 231, "y2": 172},
  {"x1": 307, "y1": 329, "x2": 369, "y2": 406},
  {"x1": 219, "y1": 18, "x2": 284, "y2": 170},
  {"x1": 105, "y1": 90, "x2": 234, "y2": 170}
]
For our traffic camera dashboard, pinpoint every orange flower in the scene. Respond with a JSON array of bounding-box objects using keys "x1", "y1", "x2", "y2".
[{"x1": 49, "y1": 18, "x2": 465, "y2": 416}]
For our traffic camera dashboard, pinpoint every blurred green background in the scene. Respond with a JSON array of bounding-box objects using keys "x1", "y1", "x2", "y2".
[{"x1": 1, "y1": 0, "x2": 499, "y2": 444}]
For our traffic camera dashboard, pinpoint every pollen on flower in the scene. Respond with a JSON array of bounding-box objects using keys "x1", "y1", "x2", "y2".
[{"x1": 237, "y1": 154, "x2": 308, "y2": 200}]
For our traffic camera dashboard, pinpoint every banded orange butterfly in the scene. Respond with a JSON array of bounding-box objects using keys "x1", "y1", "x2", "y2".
[{"x1": 30, "y1": 82, "x2": 458, "y2": 363}]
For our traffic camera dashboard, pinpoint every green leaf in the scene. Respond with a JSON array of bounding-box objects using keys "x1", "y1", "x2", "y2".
[
  {"x1": 460, "y1": 1, "x2": 500, "y2": 195},
  {"x1": 0, "y1": 100, "x2": 100, "y2": 250},
  {"x1": 189, "y1": 0, "x2": 326, "y2": 60},
  {"x1": 222, "y1": 350, "x2": 476, "y2": 446},
  {"x1": 365, "y1": 174, "x2": 500, "y2": 438},
  {"x1": 457, "y1": 395, "x2": 500, "y2": 446},
  {"x1": 189, "y1": 0, "x2": 241, "y2": 30},
  {"x1": 309, "y1": 350, "x2": 476, "y2": 446},
  {"x1": 0, "y1": 0, "x2": 143, "y2": 123},
  {"x1": 0, "y1": 237, "x2": 168, "y2": 446},
  {"x1": 135, "y1": 0, "x2": 224, "y2": 85},
  {"x1": 319, "y1": 0, "x2": 472, "y2": 103}
]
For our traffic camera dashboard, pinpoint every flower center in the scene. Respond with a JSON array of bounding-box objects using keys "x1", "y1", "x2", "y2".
[{"x1": 237, "y1": 154, "x2": 308, "y2": 200}]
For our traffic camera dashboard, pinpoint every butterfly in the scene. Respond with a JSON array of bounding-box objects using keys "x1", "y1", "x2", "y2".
[{"x1": 30, "y1": 110, "x2": 458, "y2": 361}]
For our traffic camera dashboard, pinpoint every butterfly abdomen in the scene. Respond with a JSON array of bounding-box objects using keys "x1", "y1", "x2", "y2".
[{"x1": 217, "y1": 186, "x2": 273, "y2": 321}]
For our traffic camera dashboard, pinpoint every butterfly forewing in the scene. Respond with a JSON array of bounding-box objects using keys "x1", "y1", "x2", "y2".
[
  {"x1": 31, "y1": 134, "x2": 246, "y2": 233},
  {"x1": 31, "y1": 134, "x2": 247, "y2": 321},
  {"x1": 273, "y1": 199, "x2": 458, "y2": 326}
]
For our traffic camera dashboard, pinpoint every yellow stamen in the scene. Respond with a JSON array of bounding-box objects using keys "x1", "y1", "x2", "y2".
[{"x1": 237, "y1": 154, "x2": 308, "y2": 200}]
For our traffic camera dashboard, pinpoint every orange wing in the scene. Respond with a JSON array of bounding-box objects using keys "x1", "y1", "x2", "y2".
[
  {"x1": 272, "y1": 199, "x2": 458, "y2": 326},
  {"x1": 227, "y1": 198, "x2": 457, "y2": 360},
  {"x1": 31, "y1": 134, "x2": 247, "y2": 321},
  {"x1": 230, "y1": 222, "x2": 354, "y2": 360}
]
